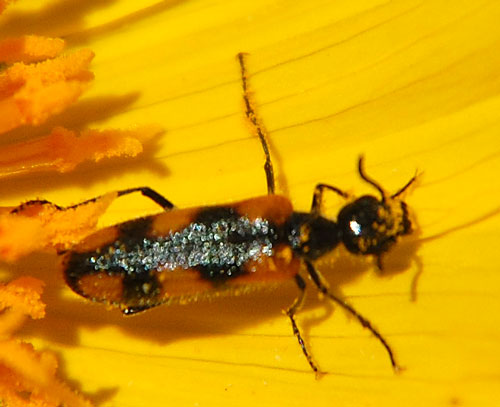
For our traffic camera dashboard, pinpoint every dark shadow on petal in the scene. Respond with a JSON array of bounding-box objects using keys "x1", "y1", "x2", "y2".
[
  {"x1": 0, "y1": 90, "x2": 170, "y2": 199},
  {"x1": 65, "y1": 0, "x2": 188, "y2": 46},
  {"x1": 0, "y1": 93, "x2": 141, "y2": 146},
  {"x1": 51, "y1": 341, "x2": 119, "y2": 405},
  {"x1": 318, "y1": 235, "x2": 421, "y2": 300},
  {"x1": 0, "y1": 0, "x2": 118, "y2": 38},
  {"x1": 9, "y1": 251, "x2": 301, "y2": 349},
  {"x1": 0, "y1": 130, "x2": 168, "y2": 201},
  {"x1": 0, "y1": 0, "x2": 187, "y2": 45}
]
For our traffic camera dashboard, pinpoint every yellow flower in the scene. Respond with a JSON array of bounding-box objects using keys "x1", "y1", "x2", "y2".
[{"x1": 2, "y1": 1, "x2": 500, "y2": 406}]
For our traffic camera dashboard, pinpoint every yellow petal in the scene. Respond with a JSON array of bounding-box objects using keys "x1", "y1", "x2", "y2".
[{"x1": 2, "y1": 1, "x2": 500, "y2": 407}]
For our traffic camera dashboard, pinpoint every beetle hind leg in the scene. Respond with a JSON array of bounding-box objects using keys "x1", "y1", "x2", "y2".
[{"x1": 286, "y1": 274, "x2": 321, "y2": 375}]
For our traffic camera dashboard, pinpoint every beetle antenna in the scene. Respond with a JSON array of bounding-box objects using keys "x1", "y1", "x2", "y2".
[
  {"x1": 391, "y1": 171, "x2": 418, "y2": 199},
  {"x1": 358, "y1": 156, "x2": 386, "y2": 201}
]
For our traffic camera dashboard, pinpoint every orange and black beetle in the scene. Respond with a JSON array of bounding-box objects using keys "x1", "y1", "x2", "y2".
[{"x1": 22, "y1": 54, "x2": 417, "y2": 374}]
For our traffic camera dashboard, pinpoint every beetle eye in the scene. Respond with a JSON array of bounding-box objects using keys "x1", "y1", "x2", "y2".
[{"x1": 349, "y1": 220, "x2": 362, "y2": 236}]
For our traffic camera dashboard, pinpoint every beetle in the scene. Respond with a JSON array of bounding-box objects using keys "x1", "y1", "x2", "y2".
[{"x1": 24, "y1": 53, "x2": 417, "y2": 374}]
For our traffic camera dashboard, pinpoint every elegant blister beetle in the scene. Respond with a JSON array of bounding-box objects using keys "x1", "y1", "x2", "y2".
[{"x1": 26, "y1": 53, "x2": 417, "y2": 374}]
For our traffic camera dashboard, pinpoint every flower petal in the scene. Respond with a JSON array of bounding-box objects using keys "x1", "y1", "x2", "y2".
[{"x1": 2, "y1": 1, "x2": 500, "y2": 407}]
